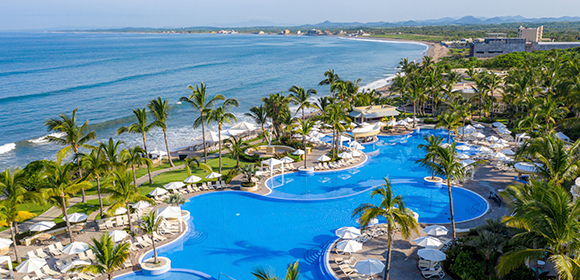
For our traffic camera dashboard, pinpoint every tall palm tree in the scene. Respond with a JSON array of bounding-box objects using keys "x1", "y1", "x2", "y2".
[
  {"x1": 292, "y1": 118, "x2": 315, "y2": 169},
  {"x1": 148, "y1": 97, "x2": 174, "y2": 167},
  {"x1": 251, "y1": 260, "x2": 301, "y2": 280},
  {"x1": 139, "y1": 211, "x2": 162, "y2": 264},
  {"x1": 98, "y1": 138, "x2": 125, "y2": 172},
  {"x1": 207, "y1": 98, "x2": 240, "y2": 174},
  {"x1": 45, "y1": 108, "x2": 96, "y2": 202},
  {"x1": 105, "y1": 170, "x2": 154, "y2": 233},
  {"x1": 180, "y1": 83, "x2": 225, "y2": 163},
  {"x1": 245, "y1": 105, "x2": 269, "y2": 140},
  {"x1": 314, "y1": 96, "x2": 334, "y2": 113},
  {"x1": 352, "y1": 179, "x2": 419, "y2": 280},
  {"x1": 536, "y1": 95, "x2": 569, "y2": 133},
  {"x1": 435, "y1": 112, "x2": 461, "y2": 143},
  {"x1": 415, "y1": 135, "x2": 444, "y2": 179},
  {"x1": 288, "y1": 85, "x2": 317, "y2": 119},
  {"x1": 43, "y1": 160, "x2": 92, "y2": 243},
  {"x1": 319, "y1": 69, "x2": 340, "y2": 96},
  {"x1": 70, "y1": 234, "x2": 131, "y2": 280},
  {"x1": 483, "y1": 72, "x2": 503, "y2": 121},
  {"x1": 498, "y1": 179, "x2": 580, "y2": 280},
  {"x1": 81, "y1": 150, "x2": 109, "y2": 218},
  {"x1": 261, "y1": 92, "x2": 290, "y2": 140},
  {"x1": 117, "y1": 107, "x2": 155, "y2": 183},
  {"x1": 516, "y1": 133, "x2": 580, "y2": 185},
  {"x1": 121, "y1": 146, "x2": 152, "y2": 188},
  {"x1": 184, "y1": 156, "x2": 212, "y2": 176},
  {"x1": 224, "y1": 136, "x2": 250, "y2": 168},
  {"x1": 0, "y1": 168, "x2": 38, "y2": 263},
  {"x1": 467, "y1": 230, "x2": 505, "y2": 275},
  {"x1": 449, "y1": 102, "x2": 472, "y2": 140},
  {"x1": 319, "y1": 103, "x2": 350, "y2": 158}
]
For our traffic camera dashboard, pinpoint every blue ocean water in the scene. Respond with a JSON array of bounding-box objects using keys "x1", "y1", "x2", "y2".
[{"x1": 0, "y1": 32, "x2": 426, "y2": 169}]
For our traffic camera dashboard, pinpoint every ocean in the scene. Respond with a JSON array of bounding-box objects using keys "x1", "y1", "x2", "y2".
[{"x1": 0, "y1": 32, "x2": 426, "y2": 169}]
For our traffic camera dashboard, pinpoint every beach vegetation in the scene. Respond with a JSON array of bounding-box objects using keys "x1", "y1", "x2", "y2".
[
  {"x1": 291, "y1": 118, "x2": 315, "y2": 169},
  {"x1": 148, "y1": 97, "x2": 174, "y2": 167},
  {"x1": 224, "y1": 136, "x2": 252, "y2": 168},
  {"x1": 288, "y1": 85, "x2": 317, "y2": 119},
  {"x1": 261, "y1": 92, "x2": 291, "y2": 140},
  {"x1": 207, "y1": 98, "x2": 240, "y2": 174},
  {"x1": 70, "y1": 233, "x2": 131, "y2": 280}
]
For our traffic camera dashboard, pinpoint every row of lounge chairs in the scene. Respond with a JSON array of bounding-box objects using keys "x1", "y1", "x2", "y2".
[
  {"x1": 97, "y1": 214, "x2": 138, "y2": 231},
  {"x1": 155, "y1": 181, "x2": 228, "y2": 202},
  {"x1": 314, "y1": 158, "x2": 359, "y2": 171},
  {"x1": 335, "y1": 256, "x2": 375, "y2": 280}
]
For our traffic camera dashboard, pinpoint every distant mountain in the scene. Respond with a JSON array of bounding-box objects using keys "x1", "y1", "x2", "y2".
[{"x1": 303, "y1": 15, "x2": 580, "y2": 28}]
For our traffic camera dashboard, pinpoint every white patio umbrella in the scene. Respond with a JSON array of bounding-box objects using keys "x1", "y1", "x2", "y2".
[
  {"x1": 292, "y1": 149, "x2": 305, "y2": 155},
  {"x1": 360, "y1": 122, "x2": 371, "y2": 126},
  {"x1": 418, "y1": 248, "x2": 447, "y2": 262},
  {"x1": 62, "y1": 242, "x2": 89, "y2": 255},
  {"x1": 423, "y1": 225, "x2": 449, "y2": 236},
  {"x1": 337, "y1": 135, "x2": 351, "y2": 143},
  {"x1": 338, "y1": 152, "x2": 353, "y2": 159},
  {"x1": 336, "y1": 240, "x2": 363, "y2": 253},
  {"x1": 355, "y1": 217, "x2": 379, "y2": 226},
  {"x1": 0, "y1": 238, "x2": 12, "y2": 248},
  {"x1": 163, "y1": 181, "x2": 185, "y2": 190},
  {"x1": 501, "y1": 149, "x2": 515, "y2": 156},
  {"x1": 355, "y1": 259, "x2": 385, "y2": 276},
  {"x1": 350, "y1": 150, "x2": 362, "y2": 157},
  {"x1": 490, "y1": 152, "x2": 507, "y2": 159},
  {"x1": 113, "y1": 207, "x2": 127, "y2": 215},
  {"x1": 404, "y1": 117, "x2": 414, "y2": 123},
  {"x1": 414, "y1": 236, "x2": 443, "y2": 247},
  {"x1": 496, "y1": 139, "x2": 509, "y2": 144},
  {"x1": 397, "y1": 120, "x2": 409, "y2": 126},
  {"x1": 349, "y1": 141, "x2": 362, "y2": 147},
  {"x1": 514, "y1": 162, "x2": 540, "y2": 173},
  {"x1": 386, "y1": 120, "x2": 397, "y2": 126},
  {"x1": 485, "y1": 136, "x2": 499, "y2": 142},
  {"x1": 184, "y1": 175, "x2": 202, "y2": 184},
  {"x1": 440, "y1": 143, "x2": 450, "y2": 148},
  {"x1": 29, "y1": 221, "x2": 56, "y2": 232},
  {"x1": 205, "y1": 172, "x2": 222, "y2": 179},
  {"x1": 16, "y1": 258, "x2": 46, "y2": 273},
  {"x1": 456, "y1": 153, "x2": 470, "y2": 160},
  {"x1": 149, "y1": 187, "x2": 167, "y2": 196},
  {"x1": 352, "y1": 143, "x2": 365, "y2": 150},
  {"x1": 473, "y1": 124, "x2": 485, "y2": 129},
  {"x1": 461, "y1": 159, "x2": 476, "y2": 166},
  {"x1": 66, "y1": 213, "x2": 88, "y2": 223},
  {"x1": 335, "y1": 226, "x2": 361, "y2": 239},
  {"x1": 489, "y1": 143, "x2": 506, "y2": 149},
  {"x1": 108, "y1": 230, "x2": 128, "y2": 243},
  {"x1": 473, "y1": 132, "x2": 485, "y2": 138},
  {"x1": 131, "y1": 201, "x2": 151, "y2": 210},
  {"x1": 229, "y1": 121, "x2": 257, "y2": 131},
  {"x1": 478, "y1": 146, "x2": 493, "y2": 154},
  {"x1": 456, "y1": 145, "x2": 471, "y2": 151},
  {"x1": 317, "y1": 155, "x2": 331, "y2": 162},
  {"x1": 60, "y1": 260, "x2": 91, "y2": 273},
  {"x1": 292, "y1": 133, "x2": 303, "y2": 139},
  {"x1": 280, "y1": 156, "x2": 295, "y2": 163}
]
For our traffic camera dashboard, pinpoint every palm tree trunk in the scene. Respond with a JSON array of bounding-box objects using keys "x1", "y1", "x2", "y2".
[
  {"x1": 384, "y1": 226, "x2": 393, "y2": 280},
  {"x1": 218, "y1": 124, "x2": 223, "y2": 174},
  {"x1": 490, "y1": 92, "x2": 494, "y2": 122},
  {"x1": 13, "y1": 220, "x2": 19, "y2": 234},
  {"x1": 78, "y1": 165, "x2": 86, "y2": 203},
  {"x1": 261, "y1": 124, "x2": 266, "y2": 141},
  {"x1": 126, "y1": 202, "x2": 133, "y2": 233},
  {"x1": 462, "y1": 119, "x2": 466, "y2": 140},
  {"x1": 152, "y1": 234, "x2": 158, "y2": 263},
  {"x1": 142, "y1": 134, "x2": 153, "y2": 184},
  {"x1": 303, "y1": 137, "x2": 307, "y2": 169},
  {"x1": 96, "y1": 176, "x2": 104, "y2": 218},
  {"x1": 132, "y1": 165, "x2": 137, "y2": 187},
  {"x1": 448, "y1": 129, "x2": 451, "y2": 144},
  {"x1": 236, "y1": 154, "x2": 240, "y2": 168},
  {"x1": 162, "y1": 128, "x2": 174, "y2": 167},
  {"x1": 201, "y1": 113, "x2": 208, "y2": 163},
  {"x1": 10, "y1": 223, "x2": 20, "y2": 263},
  {"x1": 413, "y1": 103, "x2": 417, "y2": 128},
  {"x1": 447, "y1": 180, "x2": 456, "y2": 241},
  {"x1": 62, "y1": 195, "x2": 74, "y2": 243}
]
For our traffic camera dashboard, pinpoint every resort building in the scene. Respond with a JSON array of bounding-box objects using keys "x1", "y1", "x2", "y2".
[
  {"x1": 518, "y1": 26, "x2": 544, "y2": 43},
  {"x1": 348, "y1": 105, "x2": 400, "y2": 123}
]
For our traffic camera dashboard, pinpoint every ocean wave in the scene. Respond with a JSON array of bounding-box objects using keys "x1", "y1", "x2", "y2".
[
  {"x1": 0, "y1": 143, "x2": 16, "y2": 154},
  {"x1": 0, "y1": 61, "x2": 228, "y2": 104},
  {"x1": 359, "y1": 74, "x2": 397, "y2": 91},
  {"x1": 27, "y1": 132, "x2": 66, "y2": 144},
  {"x1": 0, "y1": 57, "x2": 124, "y2": 77}
]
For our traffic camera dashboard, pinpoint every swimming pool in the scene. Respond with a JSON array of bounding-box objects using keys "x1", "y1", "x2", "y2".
[{"x1": 128, "y1": 129, "x2": 488, "y2": 280}]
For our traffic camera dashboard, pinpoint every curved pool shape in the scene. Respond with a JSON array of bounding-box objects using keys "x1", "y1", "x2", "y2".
[
  {"x1": 116, "y1": 269, "x2": 213, "y2": 280},
  {"x1": 127, "y1": 129, "x2": 488, "y2": 280}
]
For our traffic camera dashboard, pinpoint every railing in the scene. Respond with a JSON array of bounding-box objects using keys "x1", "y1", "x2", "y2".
[{"x1": 218, "y1": 272, "x2": 236, "y2": 280}]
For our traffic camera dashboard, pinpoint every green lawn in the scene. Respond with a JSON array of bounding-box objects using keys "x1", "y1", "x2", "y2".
[
  {"x1": 53, "y1": 198, "x2": 112, "y2": 223},
  {"x1": 0, "y1": 203, "x2": 53, "y2": 232}
]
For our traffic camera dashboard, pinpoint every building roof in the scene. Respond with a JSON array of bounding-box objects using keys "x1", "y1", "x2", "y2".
[{"x1": 349, "y1": 105, "x2": 400, "y2": 119}]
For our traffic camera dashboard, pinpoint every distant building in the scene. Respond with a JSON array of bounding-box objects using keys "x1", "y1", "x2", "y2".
[
  {"x1": 258, "y1": 31, "x2": 265, "y2": 35},
  {"x1": 308, "y1": 29, "x2": 318, "y2": 36},
  {"x1": 349, "y1": 105, "x2": 399, "y2": 123},
  {"x1": 296, "y1": 30, "x2": 301, "y2": 35},
  {"x1": 518, "y1": 26, "x2": 543, "y2": 42},
  {"x1": 470, "y1": 34, "x2": 526, "y2": 58}
]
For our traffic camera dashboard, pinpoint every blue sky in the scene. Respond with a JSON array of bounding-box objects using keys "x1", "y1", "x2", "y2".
[{"x1": 1, "y1": 0, "x2": 578, "y2": 30}]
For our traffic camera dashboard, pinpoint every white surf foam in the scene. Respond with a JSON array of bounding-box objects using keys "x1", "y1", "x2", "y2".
[
  {"x1": 28, "y1": 132, "x2": 66, "y2": 144},
  {"x1": 0, "y1": 143, "x2": 16, "y2": 154},
  {"x1": 359, "y1": 74, "x2": 397, "y2": 92}
]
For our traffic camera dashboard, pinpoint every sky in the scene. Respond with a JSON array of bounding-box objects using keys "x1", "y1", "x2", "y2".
[{"x1": 1, "y1": 0, "x2": 579, "y2": 30}]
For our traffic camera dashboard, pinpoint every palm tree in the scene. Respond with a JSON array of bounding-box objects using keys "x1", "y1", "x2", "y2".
[
  {"x1": 352, "y1": 179, "x2": 419, "y2": 280},
  {"x1": 0, "y1": 168, "x2": 38, "y2": 263},
  {"x1": 121, "y1": 146, "x2": 152, "y2": 188},
  {"x1": 292, "y1": 118, "x2": 315, "y2": 169},
  {"x1": 467, "y1": 230, "x2": 505, "y2": 275},
  {"x1": 314, "y1": 96, "x2": 334, "y2": 113},
  {"x1": 319, "y1": 69, "x2": 340, "y2": 96},
  {"x1": 435, "y1": 112, "x2": 461, "y2": 143},
  {"x1": 184, "y1": 156, "x2": 212, "y2": 176},
  {"x1": 415, "y1": 135, "x2": 444, "y2": 179},
  {"x1": 498, "y1": 179, "x2": 580, "y2": 280},
  {"x1": 536, "y1": 95, "x2": 569, "y2": 132},
  {"x1": 450, "y1": 102, "x2": 472, "y2": 140},
  {"x1": 117, "y1": 107, "x2": 155, "y2": 183},
  {"x1": 319, "y1": 103, "x2": 350, "y2": 158},
  {"x1": 139, "y1": 211, "x2": 162, "y2": 263},
  {"x1": 180, "y1": 83, "x2": 225, "y2": 163},
  {"x1": 430, "y1": 144, "x2": 479, "y2": 240},
  {"x1": 261, "y1": 92, "x2": 290, "y2": 140},
  {"x1": 224, "y1": 136, "x2": 250, "y2": 168},
  {"x1": 238, "y1": 164, "x2": 261, "y2": 185},
  {"x1": 81, "y1": 150, "x2": 109, "y2": 218},
  {"x1": 70, "y1": 234, "x2": 131, "y2": 280},
  {"x1": 43, "y1": 160, "x2": 92, "y2": 243},
  {"x1": 207, "y1": 98, "x2": 240, "y2": 173},
  {"x1": 45, "y1": 108, "x2": 97, "y2": 202},
  {"x1": 245, "y1": 105, "x2": 269, "y2": 140},
  {"x1": 288, "y1": 85, "x2": 317, "y2": 119},
  {"x1": 106, "y1": 170, "x2": 154, "y2": 233},
  {"x1": 148, "y1": 97, "x2": 174, "y2": 167},
  {"x1": 164, "y1": 193, "x2": 188, "y2": 206},
  {"x1": 516, "y1": 133, "x2": 580, "y2": 185},
  {"x1": 99, "y1": 138, "x2": 125, "y2": 172},
  {"x1": 251, "y1": 260, "x2": 301, "y2": 280},
  {"x1": 483, "y1": 72, "x2": 503, "y2": 121}
]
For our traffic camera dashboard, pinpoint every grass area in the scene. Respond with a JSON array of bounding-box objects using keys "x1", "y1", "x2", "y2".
[
  {"x1": 53, "y1": 198, "x2": 112, "y2": 223},
  {"x1": 449, "y1": 48, "x2": 469, "y2": 55},
  {"x1": 0, "y1": 203, "x2": 53, "y2": 232},
  {"x1": 371, "y1": 34, "x2": 446, "y2": 42}
]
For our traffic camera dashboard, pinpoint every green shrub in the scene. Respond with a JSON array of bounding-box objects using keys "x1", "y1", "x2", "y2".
[
  {"x1": 423, "y1": 118, "x2": 438, "y2": 124},
  {"x1": 223, "y1": 168, "x2": 240, "y2": 184},
  {"x1": 450, "y1": 251, "x2": 484, "y2": 280},
  {"x1": 504, "y1": 265, "x2": 535, "y2": 280}
]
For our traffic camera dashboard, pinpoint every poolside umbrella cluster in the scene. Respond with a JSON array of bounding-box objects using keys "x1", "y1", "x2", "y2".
[
  {"x1": 16, "y1": 258, "x2": 46, "y2": 273},
  {"x1": 336, "y1": 240, "x2": 363, "y2": 254},
  {"x1": 184, "y1": 175, "x2": 202, "y2": 184},
  {"x1": 317, "y1": 155, "x2": 331, "y2": 162},
  {"x1": 418, "y1": 248, "x2": 446, "y2": 262},
  {"x1": 423, "y1": 225, "x2": 448, "y2": 236},
  {"x1": 414, "y1": 236, "x2": 443, "y2": 248},
  {"x1": 149, "y1": 187, "x2": 167, "y2": 196},
  {"x1": 29, "y1": 221, "x2": 56, "y2": 232},
  {"x1": 205, "y1": 172, "x2": 222, "y2": 179},
  {"x1": 355, "y1": 259, "x2": 385, "y2": 275},
  {"x1": 66, "y1": 213, "x2": 88, "y2": 223},
  {"x1": 62, "y1": 242, "x2": 89, "y2": 255},
  {"x1": 163, "y1": 181, "x2": 185, "y2": 190},
  {"x1": 108, "y1": 230, "x2": 128, "y2": 243},
  {"x1": 336, "y1": 226, "x2": 361, "y2": 239}
]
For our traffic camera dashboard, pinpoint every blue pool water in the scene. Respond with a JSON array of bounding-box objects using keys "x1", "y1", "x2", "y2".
[
  {"x1": 130, "y1": 129, "x2": 488, "y2": 280},
  {"x1": 117, "y1": 269, "x2": 210, "y2": 280}
]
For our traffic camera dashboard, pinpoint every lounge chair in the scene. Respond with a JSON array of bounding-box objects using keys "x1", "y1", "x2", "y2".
[
  {"x1": 136, "y1": 236, "x2": 151, "y2": 247},
  {"x1": 200, "y1": 182, "x2": 208, "y2": 191},
  {"x1": 26, "y1": 251, "x2": 38, "y2": 259},
  {"x1": 48, "y1": 244, "x2": 62, "y2": 256},
  {"x1": 338, "y1": 263, "x2": 357, "y2": 275},
  {"x1": 36, "y1": 248, "x2": 50, "y2": 259},
  {"x1": 86, "y1": 250, "x2": 97, "y2": 261},
  {"x1": 186, "y1": 185, "x2": 194, "y2": 193},
  {"x1": 105, "y1": 220, "x2": 114, "y2": 229},
  {"x1": 78, "y1": 272, "x2": 95, "y2": 280},
  {"x1": 33, "y1": 269, "x2": 48, "y2": 279},
  {"x1": 421, "y1": 267, "x2": 445, "y2": 278},
  {"x1": 418, "y1": 260, "x2": 440, "y2": 271},
  {"x1": 21, "y1": 276, "x2": 33, "y2": 280},
  {"x1": 221, "y1": 181, "x2": 227, "y2": 189},
  {"x1": 143, "y1": 235, "x2": 155, "y2": 245},
  {"x1": 121, "y1": 215, "x2": 130, "y2": 226},
  {"x1": 55, "y1": 241, "x2": 65, "y2": 253},
  {"x1": 78, "y1": 251, "x2": 90, "y2": 262},
  {"x1": 42, "y1": 265, "x2": 60, "y2": 276},
  {"x1": 123, "y1": 259, "x2": 133, "y2": 269},
  {"x1": 127, "y1": 240, "x2": 139, "y2": 252},
  {"x1": 115, "y1": 216, "x2": 124, "y2": 227}
]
